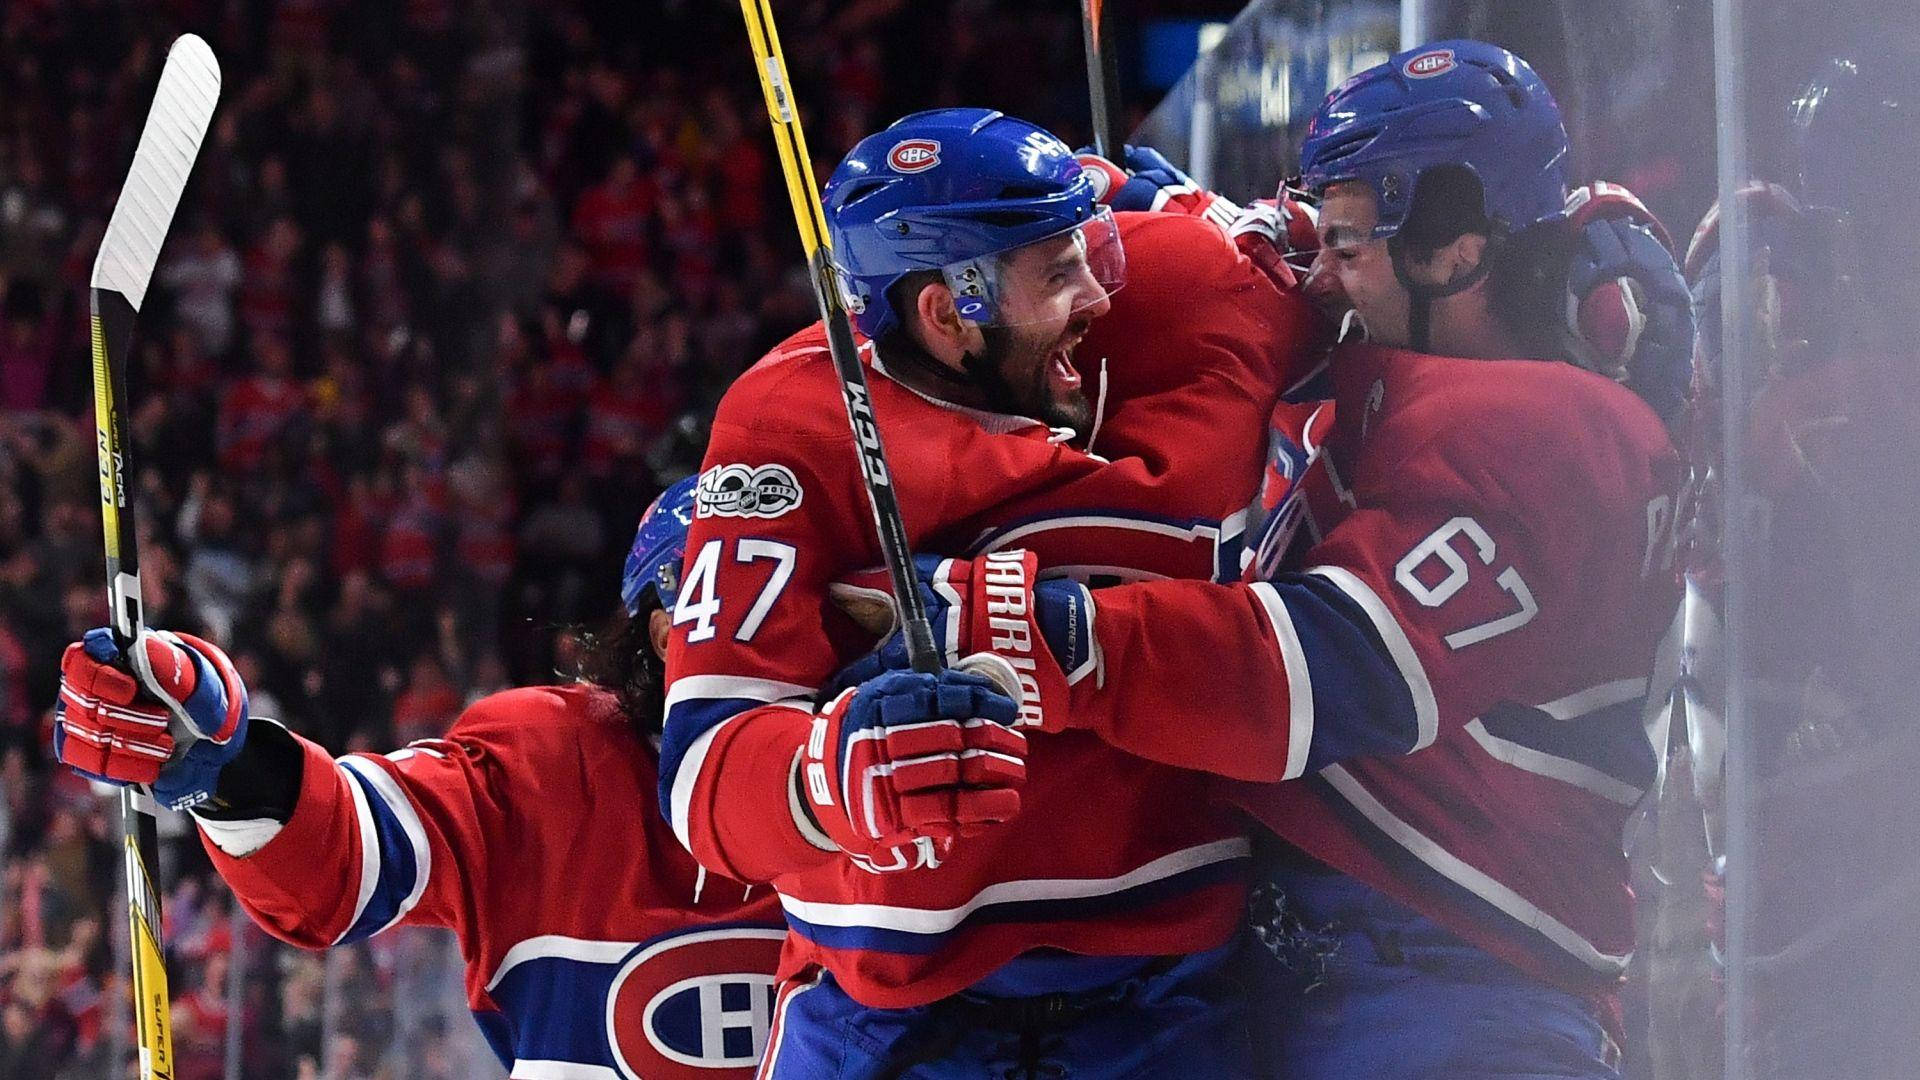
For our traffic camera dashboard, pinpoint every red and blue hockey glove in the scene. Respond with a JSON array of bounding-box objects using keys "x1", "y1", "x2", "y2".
[
  {"x1": 1565, "y1": 182, "x2": 1696, "y2": 423},
  {"x1": 829, "y1": 550, "x2": 1097, "y2": 734},
  {"x1": 1075, "y1": 144, "x2": 1242, "y2": 230},
  {"x1": 800, "y1": 668, "x2": 1028, "y2": 861},
  {"x1": 1226, "y1": 189, "x2": 1323, "y2": 294},
  {"x1": 56, "y1": 626, "x2": 249, "y2": 811}
]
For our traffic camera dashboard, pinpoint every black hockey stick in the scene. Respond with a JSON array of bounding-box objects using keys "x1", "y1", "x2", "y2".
[{"x1": 89, "y1": 33, "x2": 222, "y2": 1080}]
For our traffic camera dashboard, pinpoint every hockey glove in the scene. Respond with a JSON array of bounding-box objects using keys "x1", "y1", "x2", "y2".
[
  {"x1": 800, "y1": 668, "x2": 1028, "y2": 860},
  {"x1": 829, "y1": 550, "x2": 1097, "y2": 734},
  {"x1": 56, "y1": 626, "x2": 249, "y2": 810},
  {"x1": 1074, "y1": 144, "x2": 1241, "y2": 230},
  {"x1": 1564, "y1": 182, "x2": 1696, "y2": 424}
]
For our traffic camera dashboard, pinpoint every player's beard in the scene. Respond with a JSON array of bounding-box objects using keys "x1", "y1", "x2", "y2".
[{"x1": 961, "y1": 321, "x2": 1094, "y2": 433}]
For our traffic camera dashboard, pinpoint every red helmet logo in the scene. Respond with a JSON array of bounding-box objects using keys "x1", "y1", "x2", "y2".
[
  {"x1": 1404, "y1": 49, "x2": 1456, "y2": 79},
  {"x1": 605, "y1": 927, "x2": 786, "y2": 1079},
  {"x1": 888, "y1": 139, "x2": 942, "y2": 173}
]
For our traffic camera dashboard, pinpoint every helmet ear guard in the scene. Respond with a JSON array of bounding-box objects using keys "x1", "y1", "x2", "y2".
[{"x1": 939, "y1": 206, "x2": 1125, "y2": 328}]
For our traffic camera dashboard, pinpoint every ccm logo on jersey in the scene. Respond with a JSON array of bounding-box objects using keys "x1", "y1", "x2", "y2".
[
  {"x1": 698, "y1": 464, "x2": 804, "y2": 519},
  {"x1": 1404, "y1": 49, "x2": 1456, "y2": 78},
  {"x1": 887, "y1": 138, "x2": 941, "y2": 173},
  {"x1": 606, "y1": 927, "x2": 786, "y2": 1079}
]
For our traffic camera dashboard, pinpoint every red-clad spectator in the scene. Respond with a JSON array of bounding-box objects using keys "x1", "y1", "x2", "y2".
[
  {"x1": 504, "y1": 353, "x2": 575, "y2": 482},
  {"x1": 0, "y1": 619, "x2": 28, "y2": 736},
  {"x1": 0, "y1": 284, "x2": 56, "y2": 412},
  {"x1": 831, "y1": 38, "x2": 887, "y2": 115},
  {"x1": 163, "y1": 326, "x2": 222, "y2": 395},
  {"x1": 217, "y1": 336, "x2": 307, "y2": 473},
  {"x1": 581, "y1": 346, "x2": 680, "y2": 478},
  {"x1": 709, "y1": 104, "x2": 770, "y2": 235},
  {"x1": 661, "y1": 186, "x2": 720, "y2": 299},
  {"x1": 569, "y1": 154, "x2": 656, "y2": 294},
  {"x1": 450, "y1": 460, "x2": 516, "y2": 590},
  {"x1": 330, "y1": 472, "x2": 391, "y2": 578},
  {"x1": 169, "y1": 947, "x2": 231, "y2": 1080},
  {"x1": 377, "y1": 470, "x2": 443, "y2": 594},
  {"x1": 390, "y1": 653, "x2": 461, "y2": 745},
  {"x1": 238, "y1": 217, "x2": 303, "y2": 345}
]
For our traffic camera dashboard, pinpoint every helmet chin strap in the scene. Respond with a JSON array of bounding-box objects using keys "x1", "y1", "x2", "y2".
[{"x1": 1388, "y1": 234, "x2": 1491, "y2": 353}]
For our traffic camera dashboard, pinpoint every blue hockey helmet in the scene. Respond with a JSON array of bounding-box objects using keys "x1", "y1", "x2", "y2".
[
  {"x1": 824, "y1": 108, "x2": 1125, "y2": 341},
  {"x1": 621, "y1": 474, "x2": 698, "y2": 616},
  {"x1": 1299, "y1": 40, "x2": 1570, "y2": 240}
]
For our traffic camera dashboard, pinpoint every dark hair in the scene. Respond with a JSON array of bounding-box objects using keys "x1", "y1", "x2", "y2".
[
  {"x1": 572, "y1": 605, "x2": 666, "y2": 736},
  {"x1": 874, "y1": 269, "x2": 945, "y2": 362},
  {"x1": 1398, "y1": 165, "x2": 1578, "y2": 363}
]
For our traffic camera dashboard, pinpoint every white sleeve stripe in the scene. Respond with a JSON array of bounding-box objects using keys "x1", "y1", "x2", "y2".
[
  {"x1": 486, "y1": 935, "x2": 641, "y2": 993},
  {"x1": 1305, "y1": 565, "x2": 1440, "y2": 751},
  {"x1": 1464, "y1": 719, "x2": 1645, "y2": 805},
  {"x1": 1322, "y1": 765, "x2": 1629, "y2": 974},
  {"x1": 777, "y1": 837, "x2": 1251, "y2": 933},
  {"x1": 1536, "y1": 678, "x2": 1649, "y2": 721},
  {"x1": 510, "y1": 1061, "x2": 620, "y2": 1079},
  {"x1": 663, "y1": 674, "x2": 815, "y2": 713},
  {"x1": 1247, "y1": 582, "x2": 1315, "y2": 780},
  {"x1": 333, "y1": 763, "x2": 381, "y2": 946},
  {"x1": 668, "y1": 721, "x2": 728, "y2": 853},
  {"x1": 338, "y1": 756, "x2": 433, "y2": 936}
]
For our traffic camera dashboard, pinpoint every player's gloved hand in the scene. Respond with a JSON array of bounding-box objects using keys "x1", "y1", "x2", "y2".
[
  {"x1": 1564, "y1": 182, "x2": 1696, "y2": 423},
  {"x1": 56, "y1": 627, "x2": 249, "y2": 811},
  {"x1": 1074, "y1": 144, "x2": 1240, "y2": 228},
  {"x1": 828, "y1": 550, "x2": 1097, "y2": 734},
  {"x1": 799, "y1": 668, "x2": 1027, "y2": 859},
  {"x1": 1224, "y1": 191, "x2": 1322, "y2": 292}
]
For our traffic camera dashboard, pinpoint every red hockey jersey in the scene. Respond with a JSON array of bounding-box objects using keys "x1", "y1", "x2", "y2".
[
  {"x1": 658, "y1": 212, "x2": 1321, "y2": 1007},
  {"x1": 204, "y1": 685, "x2": 787, "y2": 1078},
  {"x1": 1071, "y1": 342, "x2": 1684, "y2": 1002}
]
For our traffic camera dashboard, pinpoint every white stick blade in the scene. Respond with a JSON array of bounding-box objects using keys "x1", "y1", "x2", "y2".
[{"x1": 90, "y1": 34, "x2": 222, "y2": 311}]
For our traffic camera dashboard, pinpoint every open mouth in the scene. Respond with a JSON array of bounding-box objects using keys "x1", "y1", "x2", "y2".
[{"x1": 1047, "y1": 331, "x2": 1086, "y2": 393}]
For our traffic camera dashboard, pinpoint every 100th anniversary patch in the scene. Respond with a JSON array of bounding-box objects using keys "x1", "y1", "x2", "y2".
[{"x1": 697, "y1": 464, "x2": 804, "y2": 519}]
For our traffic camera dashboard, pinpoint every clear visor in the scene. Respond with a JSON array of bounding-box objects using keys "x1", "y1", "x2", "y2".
[{"x1": 942, "y1": 205, "x2": 1126, "y2": 329}]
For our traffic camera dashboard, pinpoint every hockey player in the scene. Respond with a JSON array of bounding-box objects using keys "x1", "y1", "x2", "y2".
[
  {"x1": 658, "y1": 108, "x2": 1323, "y2": 1078},
  {"x1": 52, "y1": 476, "x2": 789, "y2": 1080},
  {"x1": 839, "y1": 44, "x2": 1689, "y2": 1078}
]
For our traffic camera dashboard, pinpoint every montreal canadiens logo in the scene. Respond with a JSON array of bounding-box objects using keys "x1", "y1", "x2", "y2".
[
  {"x1": 606, "y1": 927, "x2": 786, "y2": 1078},
  {"x1": 887, "y1": 138, "x2": 941, "y2": 173},
  {"x1": 697, "y1": 463, "x2": 804, "y2": 519},
  {"x1": 1404, "y1": 49, "x2": 1456, "y2": 78}
]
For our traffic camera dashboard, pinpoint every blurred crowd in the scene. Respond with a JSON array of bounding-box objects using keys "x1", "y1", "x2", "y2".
[{"x1": 0, "y1": 0, "x2": 1105, "y2": 1075}]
